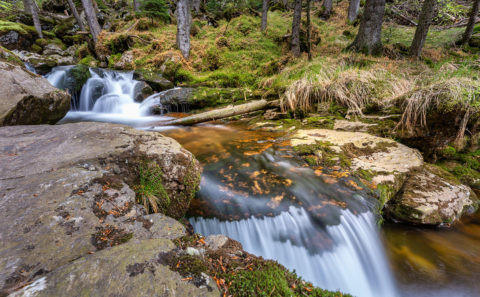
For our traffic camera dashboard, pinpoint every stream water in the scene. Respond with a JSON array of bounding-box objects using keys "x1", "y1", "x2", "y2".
[{"x1": 47, "y1": 66, "x2": 480, "y2": 297}]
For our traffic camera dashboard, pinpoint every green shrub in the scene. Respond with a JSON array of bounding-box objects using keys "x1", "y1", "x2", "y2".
[{"x1": 138, "y1": 0, "x2": 170, "y2": 23}]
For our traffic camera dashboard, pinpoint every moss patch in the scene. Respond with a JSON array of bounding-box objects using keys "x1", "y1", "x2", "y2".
[{"x1": 160, "y1": 234, "x2": 350, "y2": 297}]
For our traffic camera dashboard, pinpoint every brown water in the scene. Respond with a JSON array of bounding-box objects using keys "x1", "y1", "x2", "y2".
[{"x1": 162, "y1": 122, "x2": 480, "y2": 297}]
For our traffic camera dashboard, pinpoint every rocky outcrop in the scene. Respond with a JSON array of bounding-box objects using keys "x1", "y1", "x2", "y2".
[
  {"x1": 13, "y1": 49, "x2": 76, "y2": 74},
  {"x1": 0, "y1": 123, "x2": 206, "y2": 296},
  {"x1": 0, "y1": 61, "x2": 70, "y2": 126},
  {"x1": 134, "y1": 69, "x2": 174, "y2": 92},
  {"x1": 290, "y1": 129, "x2": 478, "y2": 225},
  {"x1": 385, "y1": 165, "x2": 476, "y2": 225}
]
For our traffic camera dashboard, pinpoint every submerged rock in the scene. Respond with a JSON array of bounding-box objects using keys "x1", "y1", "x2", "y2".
[
  {"x1": 0, "y1": 122, "x2": 202, "y2": 296},
  {"x1": 291, "y1": 129, "x2": 478, "y2": 225},
  {"x1": 0, "y1": 61, "x2": 70, "y2": 126}
]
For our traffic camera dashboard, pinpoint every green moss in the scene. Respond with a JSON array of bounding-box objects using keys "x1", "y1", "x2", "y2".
[
  {"x1": 0, "y1": 20, "x2": 37, "y2": 36},
  {"x1": 67, "y1": 65, "x2": 91, "y2": 93},
  {"x1": 31, "y1": 44, "x2": 42, "y2": 53},
  {"x1": 304, "y1": 116, "x2": 336, "y2": 129},
  {"x1": 79, "y1": 55, "x2": 98, "y2": 67},
  {"x1": 108, "y1": 53, "x2": 122, "y2": 68}
]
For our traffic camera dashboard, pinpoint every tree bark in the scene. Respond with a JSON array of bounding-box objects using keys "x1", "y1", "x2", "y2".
[
  {"x1": 461, "y1": 0, "x2": 480, "y2": 45},
  {"x1": 133, "y1": 0, "x2": 141, "y2": 12},
  {"x1": 81, "y1": 0, "x2": 101, "y2": 43},
  {"x1": 409, "y1": 0, "x2": 437, "y2": 57},
  {"x1": 176, "y1": 0, "x2": 192, "y2": 59},
  {"x1": 347, "y1": 0, "x2": 361, "y2": 23},
  {"x1": 322, "y1": 0, "x2": 333, "y2": 19},
  {"x1": 261, "y1": 0, "x2": 269, "y2": 32},
  {"x1": 348, "y1": 0, "x2": 386, "y2": 55},
  {"x1": 307, "y1": 0, "x2": 312, "y2": 60},
  {"x1": 66, "y1": 0, "x2": 86, "y2": 31},
  {"x1": 23, "y1": 0, "x2": 43, "y2": 38},
  {"x1": 192, "y1": 0, "x2": 201, "y2": 14},
  {"x1": 163, "y1": 100, "x2": 276, "y2": 126},
  {"x1": 291, "y1": 0, "x2": 302, "y2": 57}
]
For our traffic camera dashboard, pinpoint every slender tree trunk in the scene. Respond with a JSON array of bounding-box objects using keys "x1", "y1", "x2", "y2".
[
  {"x1": 348, "y1": 0, "x2": 386, "y2": 55},
  {"x1": 347, "y1": 0, "x2": 361, "y2": 23},
  {"x1": 23, "y1": 0, "x2": 43, "y2": 38},
  {"x1": 461, "y1": 0, "x2": 480, "y2": 45},
  {"x1": 291, "y1": 0, "x2": 302, "y2": 57},
  {"x1": 133, "y1": 0, "x2": 140, "y2": 12},
  {"x1": 81, "y1": 0, "x2": 101, "y2": 43},
  {"x1": 176, "y1": 0, "x2": 192, "y2": 59},
  {"x1": 307, "y1": 0, "x2": 312, "y2": 60},
  {"x1": 409, "y1": 0, "x2": 437, "y2": 57},
  {"x1": 66, "y1": 0, "x2": 86, "y2": 31},
  {"x1": 192, "y1": 0, "x2": 201, "y2": 14},
  {"x1": 261, "y1": 0, "x2": 269, "y2": 32},
  {"x1": 322, "y1": 0, "x2": 333, "y2": 19}
]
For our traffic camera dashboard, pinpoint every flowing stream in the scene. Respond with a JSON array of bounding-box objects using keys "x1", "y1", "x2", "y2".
[{"x1": 47, "y1": 67, "x2": 480, "y2": 297}]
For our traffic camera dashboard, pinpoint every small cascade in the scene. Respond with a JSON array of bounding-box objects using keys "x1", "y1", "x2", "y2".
[
  {"x1": 24, "y1": 62, "x2": 37, "y2": 74},
  {"x1": 191, "y1": 207, "x2": 398, "y2": 297}
]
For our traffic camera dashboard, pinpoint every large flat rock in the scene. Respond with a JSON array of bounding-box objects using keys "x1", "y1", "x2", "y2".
[
  {"x1": 291, "y1": 129, "x2": 477, "y2": 225},
  {"x1": 0, "y1": 61, "x2": 70, "y2": 126},
  {"x1": 0, "y1": 123, "x2": 206, "y2": 296}
]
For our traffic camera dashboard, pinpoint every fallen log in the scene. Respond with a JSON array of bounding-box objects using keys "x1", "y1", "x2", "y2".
[{"x1": 162, "y1": 99, "x2": 279, "y2": 126}]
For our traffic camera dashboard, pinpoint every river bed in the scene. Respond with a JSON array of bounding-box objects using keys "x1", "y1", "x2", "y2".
[{"x1": 49, "y1": 66, "x2": 480, "y2": 297}]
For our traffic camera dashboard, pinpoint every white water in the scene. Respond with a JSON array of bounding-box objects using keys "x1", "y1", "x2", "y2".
[
  {"x1": 46, "y1": 66, "x2": 399, "y2": 297},
  {"x1": 47, "y1": 67, "x2": 170, "y2": 126},
  {"x1": 192, "y1": 207, "x2": 398, "y2": 297}
]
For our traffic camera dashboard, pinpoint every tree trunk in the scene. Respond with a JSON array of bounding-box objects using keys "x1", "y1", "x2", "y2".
[
  {"x1": 133, "y1": 0, "x2": 141, "y2": 12},
  {"x1": 348, "y1": 0, "x2": 386, "y2": 55},
  {"x1": 307, "y1": 0, "x2": 312, "y2": 60},
  {"x1": 347, "y1": 0, "x2": 361, "y2": 23},
  {"x1": 176, "y1": 0, "x2": 192, "y2": 59},
  {"x1": 164, "y1": 100, "x2": 276, "y2": 126},
  {"x1": 66, "y1": 0, "x2": 86, "y2": 31},
  {"x1": 291, "y1": 0, "x2": 302, "y2": 57},
  {"x1": 461, "y1": 0, "x2": 480, "y2": 45},
  {"x1": 81, "y1": 0, "x2": 101, "y2": 43},
  {"x1": 409, "y1": 0, "x2": 437, "y2": 57},
  {"x1": 192, "y1": 0, "x2": 201, "y2": 14},
  {"x1": 261, "y1": 0, "x2": 269, "y2": 32},
  {"x1": 322, "y1": 0, "x2": 333, "y2": 19},
  {"x1": 23, "y1": 0, "x2": 43, "y2": 38}
]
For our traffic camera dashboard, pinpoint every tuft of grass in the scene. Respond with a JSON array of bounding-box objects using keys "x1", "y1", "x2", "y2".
[
  {"x1": 396, "y1": 77, "x2": 480, "y2": 133},
  {"x1": 135, "y1": 162, "x2": 170, "y2": 214}
]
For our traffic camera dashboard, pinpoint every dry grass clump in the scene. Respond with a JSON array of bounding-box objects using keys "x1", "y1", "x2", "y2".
[
  {"x1": 281, "y1": 65, "x2": 412, "y2": 115},
  {"x1": 397, "y1": 77, "x2": 480, "y2": 133}
]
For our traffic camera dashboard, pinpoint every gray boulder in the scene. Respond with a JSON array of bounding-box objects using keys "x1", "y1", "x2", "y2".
[
  {"x1": 0, "y1": 122, "x2": 203, "y2": 296},
  {"x1": 0, "y1": 61, "x2": 70, "y2": 126}
]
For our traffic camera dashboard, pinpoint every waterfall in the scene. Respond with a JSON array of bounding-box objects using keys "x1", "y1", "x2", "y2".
[
  {"x1": 46, "y1": 67, "x2": 174, "y2": 126},
  {"x1": 191, "y1": 207, "x2": 398, "y2": 297}
]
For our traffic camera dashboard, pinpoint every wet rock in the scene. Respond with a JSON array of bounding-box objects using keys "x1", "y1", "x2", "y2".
[
  {"x1": 42, "y1": 44, "x2": 66, "y2": 56},
  {"x1": 114, "y1": 50, "x2": 135, "y2": 70},
  {"x1": 0, "y1": 30, "x2": 35, "y2": 51},
  {"x1": 0, "y1": 61, "x2": 70, "y2": 126},
  {"x1": 12, "y1": 50, "x2": 75, "y2": 74},
  {"x1": 133, "y1": 69, "x2": 174, "y2": 92},
  {"x1": 133, "y1": 81, "x2": 153, "y2": 102},
  {"x1": 385, "y1": 165, "x2": 478, "y2": 225},
  {"x1": 291, "y1": 129, "x2": 478, "y2": 225},
  {"x1": 9, "y1": 239, "x2": 218, "y2": 297},
  {"x1": 264, "y1": 109, "x2": 288, "y2": 120},
  {"x1": 0, "y1": 122, "x2": 202, "y2": 294}
]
